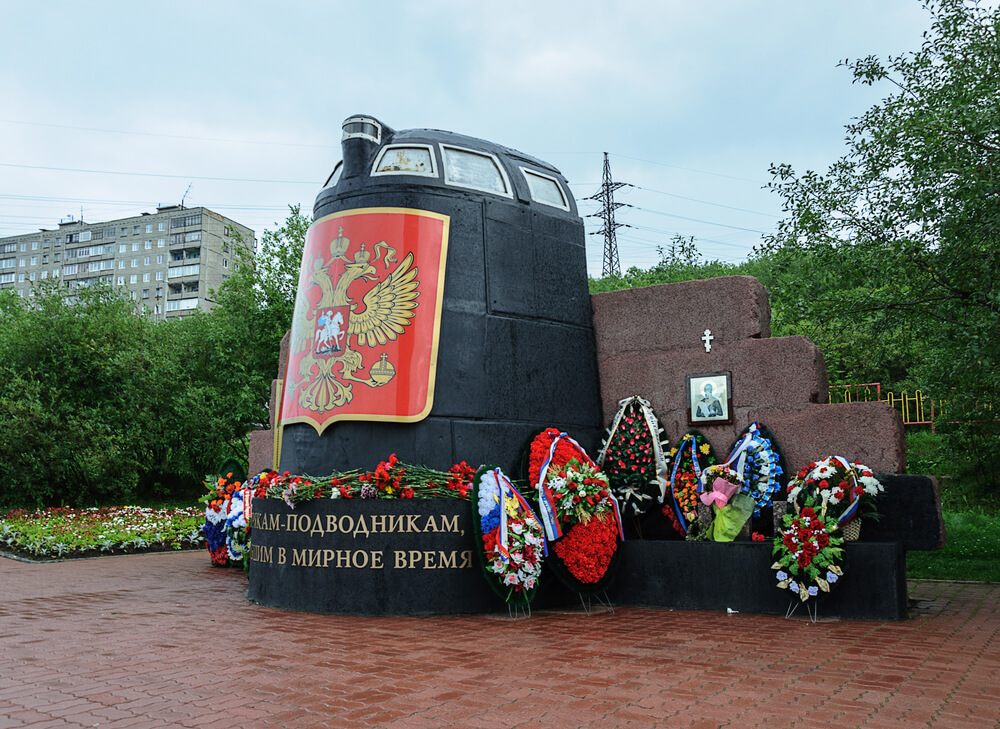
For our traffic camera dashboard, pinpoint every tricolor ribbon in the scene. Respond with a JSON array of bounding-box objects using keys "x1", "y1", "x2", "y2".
[
  {"x1": 241, "y1": 486, "x2": 253, "y2": 521},
  {"x1": 535, "y1": 433, "x2": 577, "y2": 542},
  {"x1": 536, "y1": 432, "x2": 620, "y2": 545},
  {"x1": 669, "y1": 434, "x2": 707, "y2": 534},
  {"x1": 832, "y1": 456, "x2": 862, "y2": 526},
  {"x1": 723, "y1": 422, "x2": 780, "y2": 516},
  {"x1": 489, "y1": 467, "x2": 548, "y2": 558}
]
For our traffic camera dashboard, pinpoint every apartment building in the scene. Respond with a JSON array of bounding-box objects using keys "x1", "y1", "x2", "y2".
[{"x1": 0, "y1": 205, "x2": 255, "y2": 317}]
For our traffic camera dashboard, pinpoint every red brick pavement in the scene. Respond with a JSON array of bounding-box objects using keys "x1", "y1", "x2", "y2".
[{"x1": 1, "y1": 552, "x2": 998, "y2": 729}]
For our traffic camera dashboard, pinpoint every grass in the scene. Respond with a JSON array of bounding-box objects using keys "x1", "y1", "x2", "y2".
[
  {"x1": 906, "y1": 509, "x2": 1000, "y2": 582},
  {"x1": 0, "y1": 505, "x2": 204, "y2": 560}
]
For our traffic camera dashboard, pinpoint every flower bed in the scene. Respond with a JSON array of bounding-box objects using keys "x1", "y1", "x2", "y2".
[{"x1": 0, "y1": 506, "x2": 204, "y2": 560}]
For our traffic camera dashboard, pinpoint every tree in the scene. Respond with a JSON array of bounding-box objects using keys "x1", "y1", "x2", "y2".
[
  {"x1": 0, "y1": 282, "x2": 154, "y2": 507},
  {"x1": 589, "y1": 235, "x2": 744, "y2": 292},
  {"x1": 760, "y1": 0, "x2": 1000, "y2": 487},
  {"x1": 208, "y1": 205, "x2": 311, "y2": 436}
]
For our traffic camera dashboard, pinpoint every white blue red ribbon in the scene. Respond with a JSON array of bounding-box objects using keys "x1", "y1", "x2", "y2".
[
  {"x1": 724, "y1": 422, "x2": 780, "y2": 516},
  {"x1": 492, "y1": 467, "x2": 548, "y2": 557},
  {"x1": 832, "y1": 456, "x2": 862, "y2": 526},
  {"x1": 668, "y1": 434, "x2": 706, "y2": 534}
]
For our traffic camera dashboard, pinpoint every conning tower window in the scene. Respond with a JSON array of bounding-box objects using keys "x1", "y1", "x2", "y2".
[
  {"x1": 520, "y1": 168, "x2": 569, "y2": 210},
  {"x1": 323, "y1": 161, "x2": 343, "y2": 188},
  {"x1": 372, "y1": 145, "x2": 437, "y2": 177},
  {"x1": 440, "y1": 144, "x2": 512, "y2": 198}
]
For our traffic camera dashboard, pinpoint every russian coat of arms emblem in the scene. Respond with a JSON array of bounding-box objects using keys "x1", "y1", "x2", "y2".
[{"x1": 277, "y1": 208, "x2": 449, "y2": 434}]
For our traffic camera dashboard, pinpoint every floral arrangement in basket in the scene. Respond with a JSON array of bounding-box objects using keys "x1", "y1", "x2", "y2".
[
  {"x1": 698, "y1": 465, "x2": 755, "y2": 542},
  {"x1": 663, "y1": 431, "x2": 716, "y2": 537},
  {"x1": 772, "y1": 492, "x2": 845, "y2": 603},
  {"x1": 597, "y1": 396, "x2": 669, "y2": 517},
  {"x1": 473, "y1": 466, "x2": 546, "y2": 604},
  {"x1": 725, "y1": 422, "x2": 785, "y2": 517},
  {"x1": 262, "y1": 456, "x2": 475, "y2": 506},
  {"x1": 529, "y1": 428, "x2": 624, "y2": 591},
  {"x1": 787, "y1": 456, "x2": 884, "y2": 539}
]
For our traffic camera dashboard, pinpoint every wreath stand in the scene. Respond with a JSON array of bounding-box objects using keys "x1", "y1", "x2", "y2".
[
  {"x1": 579, "y1": 590, "x2": 615, "y2": 616},
  {"x1": 785, "y1": 600, "x2": 819, "y2": 623}
]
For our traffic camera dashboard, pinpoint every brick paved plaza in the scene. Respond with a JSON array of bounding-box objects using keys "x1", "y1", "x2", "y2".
[{"x1": 1, "y1": 551, "x2": 997, "y2": 728}]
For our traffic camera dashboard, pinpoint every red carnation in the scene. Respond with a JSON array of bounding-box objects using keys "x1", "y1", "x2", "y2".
[{"x1": 551, "y1": 515, "x2": 618, "y2": 584}]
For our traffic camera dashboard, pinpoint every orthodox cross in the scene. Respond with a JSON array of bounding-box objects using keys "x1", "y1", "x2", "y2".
[{"x1": 701, "y1": 329, "x2": 714, "y2": 353}]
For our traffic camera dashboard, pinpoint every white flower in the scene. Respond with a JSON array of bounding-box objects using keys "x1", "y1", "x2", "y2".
[
  {"x1": 477, "y1": 479, "x2": 499, "y2": 516},
  {"x1": 204, "y1": 506, "x2": 226, "y2": 525},
  {"x1": 860, "y1": 476, "x2": 883, "y2": 495},
  {"x1": 826, "y1": 570, "x2": 839, "y2": 584},
  {"x1": 815, "y1": 464, "x2": 836, "y2": 479},
  {"x1": 807, "y1": 586, "x2": 818, "y2": 596},
  {"x1": 776, "y1": 570, "x2": 788, "y2": 581},
  {"x1": 790, "y1": 582, "x2": 800, "y2": 593}
]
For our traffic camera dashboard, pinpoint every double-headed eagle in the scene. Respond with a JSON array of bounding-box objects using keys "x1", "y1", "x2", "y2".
[{"x1": 292, "y1": 229, "x2": 420, "y2": 412}]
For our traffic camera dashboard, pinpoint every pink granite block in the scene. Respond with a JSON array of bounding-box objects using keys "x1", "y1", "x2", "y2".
[
  {"x1": 278, "y1": 330, "x2": 291, "y2": 378},
  {"x1": 741, "y1": 402, "x2": 906, "y2": 474},
  {"x1": 591, "y1": 275, "x2": 770, "y2": 356},
  {"x1": 596, "y1": 336, "x2": 827, "y2": 423},
  {"x1": 248, "y1": 429, "x2": 274, "y2": 476}
]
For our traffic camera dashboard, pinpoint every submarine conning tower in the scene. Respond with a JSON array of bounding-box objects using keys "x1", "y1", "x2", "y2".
[{"x1": 276, "y1": 114, "x2": 601, "y2": 477}]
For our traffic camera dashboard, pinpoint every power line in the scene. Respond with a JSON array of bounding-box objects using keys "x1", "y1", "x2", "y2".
[
  {"x1": 610, "y1": 153, "x2": 768, "y2": 184},
  {"x1": 0, "y1": 162, "x2": 317, "y2": 185},
  {"x1": 0, "y1": 118, "x2": 337, "y2": 150},
  {"x1": 626, "y1": 205, "x2": 768, "y2": 234},
  {"x1": 627, "y1": 183, "x2": 780, "y2": 218}
]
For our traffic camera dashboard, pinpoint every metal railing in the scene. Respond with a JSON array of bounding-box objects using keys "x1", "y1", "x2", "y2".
[{"x1": 828, "y1": 383, "x2": 937, "y2": 428}]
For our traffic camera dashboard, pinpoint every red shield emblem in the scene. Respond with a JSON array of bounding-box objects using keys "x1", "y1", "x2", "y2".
[{"x1": 278, "y1": 208, "x2": 450, "y2": 434}]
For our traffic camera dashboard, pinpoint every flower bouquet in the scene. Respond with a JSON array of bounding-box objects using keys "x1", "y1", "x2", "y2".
[
  {"x1": 772, "y1": 491, "x2": 845, "y2": 603},
  {"x1": 787, "y1": 456, "x2": 884, "y2": 539},
  {"x1": 472, "y1": 466, "x2": 546, "y2": 605},
  {"x1": 662, "y1": 430, "x2": 716, "y2": 538},
  {"x1": 597, "y1": 395, "x2": 669, "y2": 518},
  {"x1": 698, "y1": 465, "x2": 755, "y2": 542},
  {"x1": 725, "y1": 422, "x2": 785, "y2": 518},
  {"x1": 224, "y1": 470, "x2": 277, "y2": 569},
  {"x1": 528, "y1": 428, "x2": 623, "y2": 593},
  {"x1": 201, "y1": 468, "x2": 244, "y2": 566},
  {"x1": 349, "y1": 455, "x2": 473, "y2": 500},
  {"x1": 261, "y1": 456, "x2": 475, "y2": 505}
]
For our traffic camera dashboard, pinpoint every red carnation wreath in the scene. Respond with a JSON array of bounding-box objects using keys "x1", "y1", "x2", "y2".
[{"x1": 528, "y1": 428, "x2": 623, "y2": 593}]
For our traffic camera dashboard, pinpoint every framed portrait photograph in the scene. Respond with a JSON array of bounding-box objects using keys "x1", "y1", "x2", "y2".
[{"x1": 687, "y1": 371, "x2": 733, "y2": 425}]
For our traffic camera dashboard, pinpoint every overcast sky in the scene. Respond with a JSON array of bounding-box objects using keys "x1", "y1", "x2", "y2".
[{"x1": 0, "y1": 1, "x2": 935, "y2": 276}]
